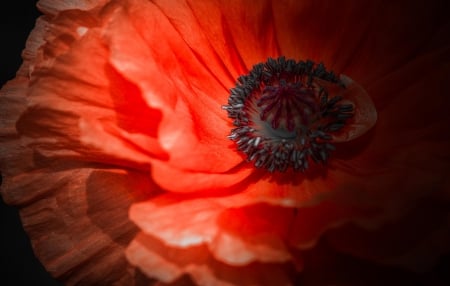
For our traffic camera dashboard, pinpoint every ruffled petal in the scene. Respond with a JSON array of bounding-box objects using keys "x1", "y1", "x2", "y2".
[
  {"x1": 126, "y1": 232, "x2": 295, "y2": 286},
  {"x1": 129, "y1": 196, "x2": 292, "y2": 266},
  {"x1": 0, "y1": 78, "x2": 33, "y2": 177},
  {"x1": 2, "y1": 42, "x2": 157, "y2": 282},
  {"x1": 213, "y1": 204, "x2": 294, "y2": 265},
  {"x1": 37, "y1": 0, "x2": 108, "y2": 15},
  {"x1": 128, "y1": 196, "x2": 392, "y2": 285},
  {"x1": 129, "y1": 182, "x2": 382, "y2": 268},
  {"x1": 18, "y1": 8, "x2": 166, "y2": 168},
  {"x1": 2, "y1": 162, "x2": 153, "y2": 285}
]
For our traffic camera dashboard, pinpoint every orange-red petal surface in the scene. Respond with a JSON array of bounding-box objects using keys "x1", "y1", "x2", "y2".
[
  {"x1": 17, "y1": 7, "x2": 166, "y2": 169},
  {"x1": 105, "y1": 0, "x2": 246, "y2": 175},
  {"x1": 129, "y1": 196, "x2": 293, "y2": 266},
  {"x1": 126, "y1": 232, "x2": 295, "y2": 286}
]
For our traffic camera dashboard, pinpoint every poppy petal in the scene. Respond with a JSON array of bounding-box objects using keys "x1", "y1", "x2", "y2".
[
  {"x1": 126, "y1": 232, "x2": 295, "y2": 286},
  {"x1": 18, "y1": 9, "x2": 166, "y2": 168},
  {"x1": 185, "y1": 0, "x2": 280, "y2": 69},
  {"x1": 271, "y1": 1, "x2": 378, "y2": 66},
  {"x1": 37, "y1": 0, "x2": 108, "y2": 15},
  {"x1": 2, "y1": 163, "x2": 152, "y2": 284},
  {"x1": 326, "y1": 197, "x2": 450, "y2": 272},
  {"x1": 331, "y1": 75, "x2": 377, "y2": 142},
  {"x1": 0, "y1": 79, "x2": 30, "y2": 165},
  {"x1": 129, "y1": 196, "x2": 292, "y2": 266},
  {"x1": 149, "y1": 160, "x2": 252, "y2": 193},
  {"x1": 105, "y1": 0, "x2": 246, "y2": 174},
  {"x1": 151, "y1": 0, "x2": 247, "y2": 84},
  {"x1": 288, "y1": 200, "x2": 380, "y2": 249},
  {"x1": 271, "y1": 0, "x2": 447, "y2": 83},
  {"x1": 232, "y1": 170, "x2": 339, "y2": 208}
]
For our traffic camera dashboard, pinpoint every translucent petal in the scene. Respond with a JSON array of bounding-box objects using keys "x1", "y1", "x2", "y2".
[{"x1": 331, "y1": 74, "x2": 377, "y2": 142}]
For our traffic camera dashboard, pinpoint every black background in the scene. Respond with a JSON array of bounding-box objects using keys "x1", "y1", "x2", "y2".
[{"x1": 0, "y1": 1, "x2": 61, "y2": 285}]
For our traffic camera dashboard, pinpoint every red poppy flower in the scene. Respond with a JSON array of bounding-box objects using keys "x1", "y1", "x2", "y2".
[{"x1": 1, "y1": 0, "x2": 449, "y2": 285}]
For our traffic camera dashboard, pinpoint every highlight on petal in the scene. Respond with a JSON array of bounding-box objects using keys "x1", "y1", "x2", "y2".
[
  {"x1": 129, "y1": 196, "x2": 293, "y2": 266},
  {"x1": 128, "y1": 184, "x2": 382, "y2": 267},
  {"x1": 126, "y1": 232, "x2": 295, "y2": 286},
  {"x1": 149, "y1": 160, "x2": 252, "y2": 193},
  {"x1": 127, "y1": 191, "x2": 384, "y2": 285},
  {"x1": 103, "y1": 0, "x2": 247, "y2": 174}
]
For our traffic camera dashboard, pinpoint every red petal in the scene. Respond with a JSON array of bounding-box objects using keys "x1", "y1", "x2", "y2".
[
  {"x1": 129, "y1": 196, "x2": 292, "y2": 266},
  {"x1": 326, "y1": 198, "x2": 450, "y2": 272},
  {"x1": 271, "y1": 1, "x2": 378, "y2": 66},
  {"x1": 288, "y1": 200, "x2": 379, "y2": 249},
  {"x1": 105, "y1": 1, "x2": 245, "y2": 173},
  {"x1": 149, "y1": 160, "x2": 252, "y2": 193},
  {"x1": 0, "y1": 78, "x2": 31, "y2": 175},
  {"x1": 126, "y1": 232, "x2": 295, "y2": 286},
  {"x1": 331, "y1": 75, "x2": 377, "y2": 142},
  {"x1": 18, "y1": 9, "x2": 166, "y2": 168},
  {"x1": 186, "y1": 0, "x2": 280, "y2": 69},
  {"x1": 37, "y1": 0, "x2": 108, "y2": 15},
  {"x1": 214, "y1": 204, "x2": 294, "y2": 265},
  {"x1": 152, "y1": 0, "x2": 282, "y2": 72},
  {"x1": 2, "y1": 165, "x2": 152, "y2": 284},
  {"x1": 150, "y1": 0, "x2": 247, "y2": 83},
  {"x1": 271, "y1": 0, "x2": 448, "y2": 84},
  {"x1": 233, "y1": 169, "x2": 340, "y2": 208}
]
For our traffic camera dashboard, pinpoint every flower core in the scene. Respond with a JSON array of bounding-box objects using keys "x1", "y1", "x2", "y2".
[{"x1": 223, "y1": 57, "x2": 354, "y2": 172}]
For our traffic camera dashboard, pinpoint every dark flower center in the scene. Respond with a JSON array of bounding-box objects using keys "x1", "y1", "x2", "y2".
[{"x1": 222, "y1": 57, "x2": 353, "y2": 172}]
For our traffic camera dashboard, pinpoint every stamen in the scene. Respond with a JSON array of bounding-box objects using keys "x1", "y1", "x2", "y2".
[{"x1": 222, "y1": 57, "x2": 354, "y2": 172}]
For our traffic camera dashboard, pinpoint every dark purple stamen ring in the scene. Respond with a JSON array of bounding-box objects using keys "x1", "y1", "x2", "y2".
[{"x1": 222, "y1": 57, "x2": 353, "y2": 172}]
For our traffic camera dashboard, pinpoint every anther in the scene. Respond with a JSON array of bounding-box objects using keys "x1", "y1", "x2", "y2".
[{"x1": 222, "y1": 57, "x2": 354, "y2": 172}]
